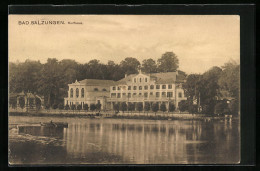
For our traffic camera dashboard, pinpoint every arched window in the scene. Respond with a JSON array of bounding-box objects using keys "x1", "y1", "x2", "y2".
[
  {"x1": 76, "y1": 88, "x2": 79, "y2": 98},
  {"x1": 178, "y1": 92, "x2": 182, "y2": 98},
  {"x1": 81, "y1": 88, "x2": 84, "y2": 98},
  {"x1": 70, "y1": 88, "x2": 73, "y2": 98}
]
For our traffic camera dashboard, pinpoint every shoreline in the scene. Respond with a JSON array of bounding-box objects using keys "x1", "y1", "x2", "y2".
[{"x1": 9, "y1": 112, "x2": 236, "y2": 121}]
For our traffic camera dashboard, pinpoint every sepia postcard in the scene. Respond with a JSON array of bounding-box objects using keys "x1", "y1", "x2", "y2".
[{"x1": 8, "y1": 13, "x2": 241, "y2": 165}]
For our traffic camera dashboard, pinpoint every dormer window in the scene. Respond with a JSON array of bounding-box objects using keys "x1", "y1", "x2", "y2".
[
  {"x1": 117, "y1": 86, "x2": 121, "y2": 90},
  {"x1": 70, "y1": 88, "x2": 73, "y2": 98},
  {"x1": 140, "y1": 78, "x2": 142, "y2": 82},
  {"x1": 81, "y1": 88, "x2": 84, "y2": 98},
  {"x1": 145, "y1": 78, "x2": 148, "y2": 82}
]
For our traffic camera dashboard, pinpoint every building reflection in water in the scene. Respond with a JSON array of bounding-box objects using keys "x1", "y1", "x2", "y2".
[{"x1": 63, "y1": 118, "x2": 239, "y2": 164}]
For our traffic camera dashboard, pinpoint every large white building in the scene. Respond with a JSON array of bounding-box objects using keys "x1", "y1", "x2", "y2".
[{"x1": 64, "y1": 71, "x2": 187, "y2": 111}]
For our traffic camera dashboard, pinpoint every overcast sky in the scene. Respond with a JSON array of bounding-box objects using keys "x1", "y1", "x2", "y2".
[{"x1": 9, "y1": 15, "x2": 240, "y2": 74}]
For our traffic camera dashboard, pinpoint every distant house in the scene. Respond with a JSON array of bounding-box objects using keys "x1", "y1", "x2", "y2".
[
  {"x1": 9, "y1": 91, "x2": 44, "y2": 110},
  {"x1": 64, "y1": 71, "x2": 187, "y2": 111}
]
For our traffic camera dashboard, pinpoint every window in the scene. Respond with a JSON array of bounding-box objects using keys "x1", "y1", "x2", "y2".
[
  {"x1": 117, "y1": 86, "x2": 121, "y2": 90},
  {"x1": 140, "y1": 78, "x2": 142, "y2": 82},
  {"x1": 133, "y1": 86, "x2": 137, "y2": 90},
  {"x1": 117, "y1": 93, "x2": 121, "y2": 98},
  {"x1": 134, "y1": 78, "x2": 136, "y2": 83},
  {"x1": 167, "y1": 92, "x2": 173, "y2": 97},
  {"x1": 133, "y1": 93, "x2": 137, "y2": 96},
  {"x1": 150, "y1": 92, "x2": 153, "y2": 96},
  {"x1": 81, "y1": 88, "x2": 84, "y2": 98},
  {"x1": 70, "y1": 88, "x2": 73, "y2": 98},
  {"x1": 144, "y1": 92, "x2": 148, "y2": 97},
  {"x1": 178, "y1": 92, "x2": 182, "y2": 98},
  {"x1": 162, "y1": 85, "x2": 166, "y2": 89},
  {"x1": 111, "y1": 93, "x2": 116, "y2": 98},
  {"x1": 94, "y1": 88, "x2": 98, "y2": 91},
  {"x1": 139, "y1": 93, "x2": 142, "y2": 96},
  {"x1": 145, "y1": 78, "x2": 148, "y2": 82},
  {"x1": 128, "y1": 86, "x2": 131, "y2": 90},
  {"x1": 156, "y1": 92, "x2": 160, "y2": 97},
  {"x1": 139, "y1": 86, "x2": 142, "y2": 90},
  {"x1": 102, "y1": 88, "x2": 107, "y2": 91},
  {"x1": 144, "y1": 85, "x2": 148, "y2": 90},
  {"x1": 162, "y1": 92, "x2": 166, "y2": 97},
  {"x1": 112, "y1": 87, "x2": 116, "y2": 90},
  {"x1": 122, "y1": 93, "x2": 126, "y2": 96},
  {"x1": 150, "y1": 85, "x2": 154, "y2": 89},
  {"x1": 168, "y1": 84, "x2": 172, "y2": 89},
  {"x1": 76, "y1": 88, "x2": 79, "y2": 98},
  {"x1": 156, "y1": 85, "x2": 160, "y2": 89},
  {"x1": 128, "y1": 93, "x2": 131, "y2": 98}
]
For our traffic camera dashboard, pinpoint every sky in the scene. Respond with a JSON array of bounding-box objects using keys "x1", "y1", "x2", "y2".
[{"x1": 9, "y1": 15, "x2": 240, "y2": 74}]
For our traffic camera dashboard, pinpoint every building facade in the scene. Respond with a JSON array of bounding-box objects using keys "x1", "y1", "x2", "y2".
[
  {"x1": 64, "y1": 71, "x2": 187, "y2": 111},
  {"x1": 64, "y1": 79, "x2": 115, "y2": 110}
]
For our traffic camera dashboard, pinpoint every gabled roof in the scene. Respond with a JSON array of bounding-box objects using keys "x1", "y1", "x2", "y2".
[
  {"x1": 116, "y1": 71, "x2": 185, "y2": 85},
  {"x1": 76, "y1": 79, "x2": 116, "y2": 86}
]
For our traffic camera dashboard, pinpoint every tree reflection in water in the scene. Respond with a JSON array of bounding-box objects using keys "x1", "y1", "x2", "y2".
[{"x1": 9, "y1": 117, "x2": 239, "y2": 164}]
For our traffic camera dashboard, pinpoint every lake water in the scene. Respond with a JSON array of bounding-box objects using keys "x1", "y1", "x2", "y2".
[{"x1": 9, "y1": 116, "x2": 240, "y2": 165}]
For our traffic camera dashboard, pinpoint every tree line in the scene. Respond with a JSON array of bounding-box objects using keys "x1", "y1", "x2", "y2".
[{"x1": 9, "y1": 52, "x2": 180, "y2": 107}]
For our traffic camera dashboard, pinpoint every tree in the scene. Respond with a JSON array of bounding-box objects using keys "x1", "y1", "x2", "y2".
[
  {"x1": 90, "y1": 104, "x2": 96, "y2": 111},
  {"x1": 144, "y1": 102, "x2": 151, "y2": 113},
  {"x1": 218, "y1": 61, "x2": 240, "y2": 99},
  {"x1": 230, "y1": 99, "x2": 239, "y2": 115},
  {"x1": 83, "y1": 104, "x2": 89, "y2": 111},
  {"x1": 178, "y1": 100, "x2": 189, "y2": 112},
  {"x1": 160, "y1": 103, "x2": 167, "y2": 113},
  {"x1": 120, "y1": 57, "x2": 141, "y2": 75},
  {"x1": 168, "y1": 103, "x2": 175, "y2": 112},
  {"x1": 157, "y1": 52, "x2": 179, "y2": 72},
  {"x1": 19, "y1": 97, "x2": 25, "y2": 109},
  {"x1": 152, "y1": 103, "x2": 159, "y2": 115},
  {"x1": 136, "y1": 102, "x2": 143, "y2": 113},
  {"x1": 120, "y1": 102, "x2": 127, "y2": 113},
  {"x1": 113, "y1": 103, "x2": 120, "y2": 113},
  {"x1": 142, "y1": 58, "x2": 157, "y2": 73}
]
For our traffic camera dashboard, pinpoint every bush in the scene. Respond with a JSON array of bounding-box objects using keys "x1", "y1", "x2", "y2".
[
  {"x1": 58, "y1": 103, "x2": 64, "y2": 110},
  {"x1": 230, "y1": 100, "x2": 239, "y2": 115},
  {"x1": 136, "y1": 102, "x2": 143, "y2": 113},
  {"x1": 178, "y1": 100, "x2": 189, "y2": 112},
  {"x1": 83, "y1": 104, "x2": 89, "y2": 111},
  {"x1": 52, "y1": 103, "x2": 58, "y2": 109},
  {"x1": 19, "y1": 97, "x2": 25, "y2": 109},
  {"x1": 45, "y1": 104, "x2": 50, "y2": 110},
  {"x1": 144, "y1": 103, "x2": 151, "y2": 112},
  {"x1": 96, "y1": 103, "x2": 102, "y2": 110},
  {"x1": 169, "y1": 103, "x2": 175, "y2": 112},
  {"x1": 152, "y1": 103, "x2": 159, "y2": 114},
  {"x1": 70, "y1": 104, "x2": 76, "y2": 110},
  {"x1": 113, "y1": 103, "x2": 119, "y2": 113},
  {"x1": 120, "y1": 102, "x2": 127, "y2": 113},
  {"x1": 160, "y1": 103, "x2": 167, "y2": 113},
  {"x1": 127, "y1": 103, "x2": 135, "y2": 113},
  {"x1": 90, "y1": 104, "x2": 96, "y2": 111},
  {"x1": 77, "y1": 104, "x2": 82, "y2": 110},
  {"x1": 64, "y1": 104, "x2": 70, "y2": 110}
]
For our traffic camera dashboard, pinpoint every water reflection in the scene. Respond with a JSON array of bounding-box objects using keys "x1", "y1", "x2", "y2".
[{"x1": 9, "y1": 117, "x2": 240, "y2": 164}]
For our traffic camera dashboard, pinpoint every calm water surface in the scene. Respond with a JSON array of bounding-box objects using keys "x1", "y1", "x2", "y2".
[{"x1": 9, "y1": 116, "x2": 240, "y2": 165}]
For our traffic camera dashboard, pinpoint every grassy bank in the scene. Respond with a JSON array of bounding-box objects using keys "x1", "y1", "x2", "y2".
[{"x1": 9, "y1": 111, "x2": 234, "y2": 121}]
